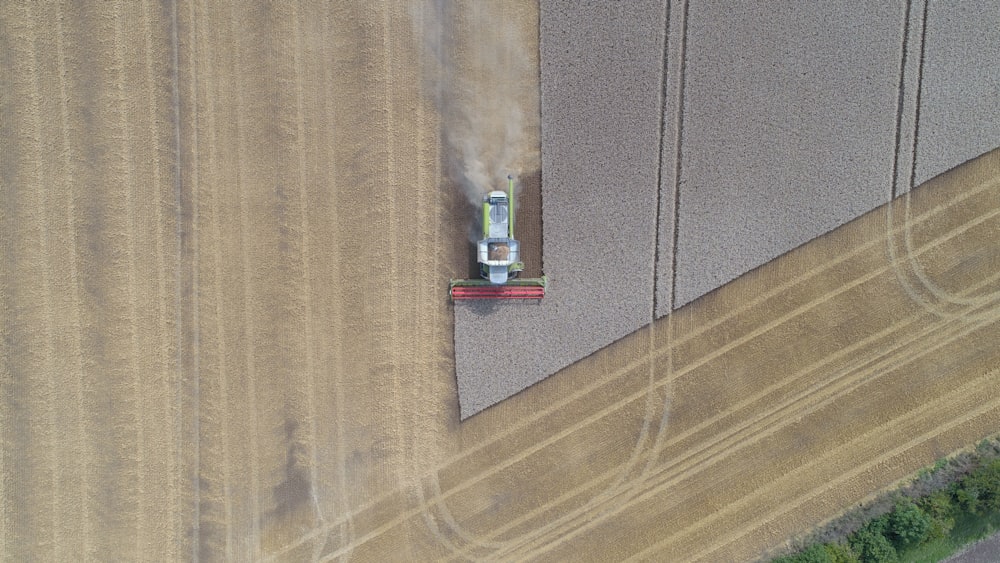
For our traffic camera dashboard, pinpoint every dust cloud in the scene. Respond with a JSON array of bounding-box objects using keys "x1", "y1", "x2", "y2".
[{"x1": 412, "y1": 1, "x2": 540, "y2": 208}]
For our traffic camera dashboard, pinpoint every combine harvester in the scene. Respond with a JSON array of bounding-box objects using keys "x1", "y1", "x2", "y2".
[{"x1": 450, "y1": 175, "x2": 547, "y2": 300}]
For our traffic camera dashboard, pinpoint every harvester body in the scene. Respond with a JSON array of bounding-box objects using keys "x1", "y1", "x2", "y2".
[
  {"x1": 478, "y1": 190, "x2": 521, "y2": 284},
  {"x1": 450, "y1": 176, "x2": 547, "y2": 300}
]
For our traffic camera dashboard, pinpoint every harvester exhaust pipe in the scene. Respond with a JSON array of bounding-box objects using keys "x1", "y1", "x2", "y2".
[{"x1": 508, "y1": 174, "x2": 514, "y2": 239}]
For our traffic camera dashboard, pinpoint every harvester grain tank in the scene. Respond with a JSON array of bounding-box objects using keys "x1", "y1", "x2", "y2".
[{"x1": 449, "y1": 175, "x2": 548, "y2": 300}]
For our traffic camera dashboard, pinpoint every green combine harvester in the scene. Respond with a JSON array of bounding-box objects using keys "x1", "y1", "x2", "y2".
[{"x1": 449, "y1": 175, "x2": 548, "y2": 300}]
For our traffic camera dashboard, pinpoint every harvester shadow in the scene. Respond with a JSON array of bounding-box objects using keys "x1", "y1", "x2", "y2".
[{"x1": 460, "y1": 297, "x2": 545, "y2": 317}]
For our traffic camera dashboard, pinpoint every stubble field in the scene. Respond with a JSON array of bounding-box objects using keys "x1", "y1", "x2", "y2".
[{"x1": 2, "y1": 1, "x2": 999, "y2": 561}]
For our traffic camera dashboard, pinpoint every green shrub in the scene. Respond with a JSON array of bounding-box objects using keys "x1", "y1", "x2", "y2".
[
  {"x1": 773, "y1": 543, "x2": 832, "y2": 563},
  {"x1": 823, "y1": 542, "x2": 859, "y2": 563},
  {"x1": 918, "y1": 490, "x2": 955, "y2": 540},
  {"x1": 849, "y1": 529, "x2": 897, "y2": 563},
  {"x1": 916, "y1": 458, "x2": 948, "y2": 481},
  {"x1": 959, "y1": 458, "x2": 1000, "y2": 515},
  {"x1": 976, "y1": 438, "x2": 993, "y2": 454},
  {"x1": 774, "y1": 541, "x2": 860, "y2": 563},
  {"x1": 861, "y1": 515, "x2": 890, "y2": 538},
  {"x1": 886, "y1": 498, "x2": 931, "y2": 548},
  {"x1": 952, "y1": 481, "x2": 981, "y2": 515}
]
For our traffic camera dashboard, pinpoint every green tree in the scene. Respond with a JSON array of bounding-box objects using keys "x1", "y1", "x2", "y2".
[
  {"x1": 887, "y1": 498, "x2": 931, "y2": 548},
  {"x1": 863, "y1": 514, "x2": 890, "y2": 537},
  {"x1": 849, "y1": 529, "x2": 898, "y2": 563}
]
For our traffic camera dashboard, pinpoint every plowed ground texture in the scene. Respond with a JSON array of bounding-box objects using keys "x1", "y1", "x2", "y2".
[{"x1": 2, "y1": 2, "x2": 999, "y2": 561}]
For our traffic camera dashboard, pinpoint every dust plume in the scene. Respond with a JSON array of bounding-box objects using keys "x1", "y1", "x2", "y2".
[{"x1": 412, "y1": 1, "x2": 540, "y2": 208}]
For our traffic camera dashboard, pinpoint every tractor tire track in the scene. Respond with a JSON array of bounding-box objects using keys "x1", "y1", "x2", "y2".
[
  {"x1": 511, "y1": 278, "x2": 1000, "y2": 561},
  {"x1": 294, "y1": 162, "x2": 997, "y2": 561},
  {"x1": 320, "y1": 152, "x2": 999, "y2": 560},
  {"x1": 190, "y1": 1, "x2": 234, "y2": 558}
]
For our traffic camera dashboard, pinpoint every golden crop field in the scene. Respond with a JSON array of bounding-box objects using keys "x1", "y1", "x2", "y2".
[{"x1": 2, "y1": 1, "x2": 998, "y2": 561}]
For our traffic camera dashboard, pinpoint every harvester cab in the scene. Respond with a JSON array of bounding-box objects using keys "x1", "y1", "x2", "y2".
[{"x1": 450, "y1": 176, "x2": 548, "y2": 300}]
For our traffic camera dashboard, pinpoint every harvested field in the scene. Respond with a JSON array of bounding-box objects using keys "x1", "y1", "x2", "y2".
[
  {"x1": 2, "y1": 2, "x2": 1000, "y2": 563},
  {"x1": 456, "y1": 0, "x2": 1000, "y2": 416}
]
